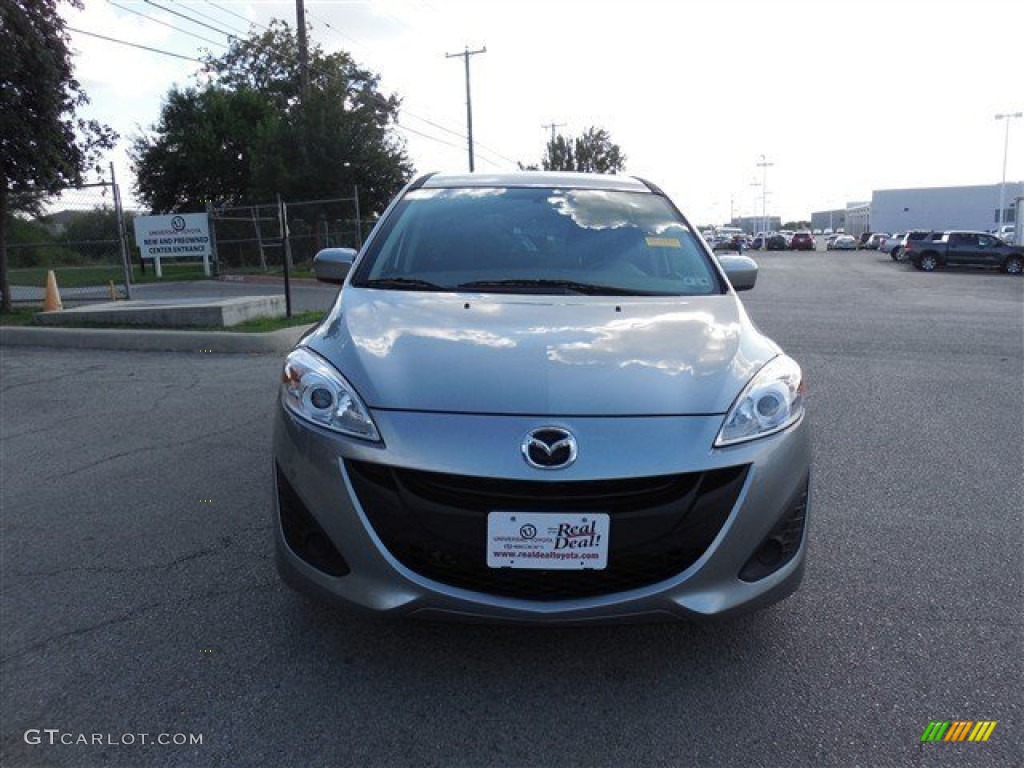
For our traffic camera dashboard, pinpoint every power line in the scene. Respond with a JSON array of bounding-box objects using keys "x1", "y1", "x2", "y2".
[
  {"x1": 395, "y1": 121, "x2": 503, "y2": 169},
  {"x1": 66, "y1": 27, "x2": 203, "y2": 62},
  {"x1": 106, "y1": 0, "x2": 226, "y2": 48},
  {"x1": 141, "y1": 0, "x2": 235, "y2": 39},
  {"x1": 306, "y1": 12, "x2": 518, "y2": 166},
  {"x1": 204, "y1": 0, "x2": 267, "y2": 32},
  {"x1": 394, "y1": 121, "x2": 466, "y2": 152},
  {"x1": 176, "y1": 1, "x2": 248, "y2": 37}
]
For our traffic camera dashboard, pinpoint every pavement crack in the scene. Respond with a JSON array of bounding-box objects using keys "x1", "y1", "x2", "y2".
[
  {"x1": 60, "y1": 423, "x2": 252, "y2": 479},
  {"x1": 0, "y1": 600, "x2": 166, "y2": 665},
  {"x1": 2, "y1": 423, "x2": 64, "y2": 441},
  {"x1": 11, "y1": 540, "x2": 233, "y2": 580}
]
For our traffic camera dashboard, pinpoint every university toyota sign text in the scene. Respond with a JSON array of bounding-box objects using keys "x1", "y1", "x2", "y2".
[{"x1": 132, "y1": 212, "x2": 211, "y2": 260}]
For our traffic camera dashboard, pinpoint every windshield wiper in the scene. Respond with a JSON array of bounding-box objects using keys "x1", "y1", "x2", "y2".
[
  {"x1": 360, "y1": 277, "x2": 448, "y2": 291},
  {"x1": 455, "y1": 279, "x2": 653, "y2": 296}
]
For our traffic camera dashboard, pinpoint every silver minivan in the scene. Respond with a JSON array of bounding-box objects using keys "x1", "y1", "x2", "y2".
[{"x1": 273, "y1": 171, "x2": 811, "y2": 623}]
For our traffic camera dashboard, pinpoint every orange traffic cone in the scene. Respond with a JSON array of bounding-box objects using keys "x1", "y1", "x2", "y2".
[{"x1": 44, "y1": 270, "x2": 63, "y2": 311}]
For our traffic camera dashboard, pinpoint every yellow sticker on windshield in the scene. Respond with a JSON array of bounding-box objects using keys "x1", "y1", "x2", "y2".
[{"x1": 645, "y1": 237, "x2": 681, "y2": 248}]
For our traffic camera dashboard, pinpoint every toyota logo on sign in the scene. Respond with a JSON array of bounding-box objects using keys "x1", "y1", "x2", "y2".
[
  {"x1": 521, "y1": 427, "x2": 577, "y2": 470},
  {"x1": 171, "y1": 215, "x2": 186, "y2": 231}
]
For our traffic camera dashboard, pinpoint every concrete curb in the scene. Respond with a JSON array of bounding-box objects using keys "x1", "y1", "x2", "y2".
[{"x1": 0, "y1": 324, "x2": 310, "y2": 355}]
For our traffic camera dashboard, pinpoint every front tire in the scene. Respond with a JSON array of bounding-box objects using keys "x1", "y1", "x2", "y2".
[
  {"x1": 890, "y1": 247, "x2": 901, "y2": 261},
  {"x1": 1004, "y1": 255, "x2": 1023, "y2": 275},
  {"x1": 918, "y1": 253, "x2": 938, "y2": 272}
]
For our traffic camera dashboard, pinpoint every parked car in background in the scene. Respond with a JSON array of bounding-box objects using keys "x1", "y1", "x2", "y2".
[
  {"x1": 713, "y1": 234, "x2": 748, "y2": 252},
  {"x1": 856, "y1": 232, "x2": 874, "y2": 249},
  {"x1": 880, "y1": 233, "x2": 904, "y2": 258},
  {"x1": 778, "y1": 230, "x2": 795, "y2": 247},
  {"x1": 790, "y1": 232, "x2": 815, "y2": 251},
  {"x1": 890, "y1": 230, "x2": 932, "y2": 261},
  {"x1": 904, "y1": 230, "x2": 1024, "y2": 274},
  {"x1": 828, "y1": 235, "x2": 857, "y2": 251},
  {"x1": 765, "y1": 233, "x2": 788, "y2": 251},
  {"x1": 275, "y1": 171, "x2": 810, "y2": 622},
  {"x1": 864, "y1": 233, "x2": 889, "y2": 250},
  {"x1": 996, "y1": 224, "x2": 1016, "y2": 243}
]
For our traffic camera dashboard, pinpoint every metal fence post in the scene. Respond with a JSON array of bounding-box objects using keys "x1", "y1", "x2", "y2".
[
  {"x1": 206, "y1": 201, "x2": 220, "y2": 277},
  {"x1": 278, "y1": 193, "x2": 293, "y2": 318},
  {"x1": 110, "y1": 163, "x2": 133, "y2": 299},
  {"x1": 354, "y1": 185, "x2": 362, "y2": 249}
]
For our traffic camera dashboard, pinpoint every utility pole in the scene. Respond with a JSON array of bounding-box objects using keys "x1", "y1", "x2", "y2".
[
  {"x1": 995, "y1": 112, "x2": 1022, "y2": 227},
  {"x1": 296, "y1": 0, "x2": 309, "y2": 99},
  {"x1": 757, "y1": 154, "x2": 774, "y2": 238},
  {"x1": 542, "y1": 121, "x2": 566, "y2": 144},
  {"x1": 446, "y1": 45, "x2": 486, "y2": 172}
]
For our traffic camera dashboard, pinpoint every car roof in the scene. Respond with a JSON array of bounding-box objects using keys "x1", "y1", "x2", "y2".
[{"x1": 420, "y1": 171, "x2": 651, "y2": 193}]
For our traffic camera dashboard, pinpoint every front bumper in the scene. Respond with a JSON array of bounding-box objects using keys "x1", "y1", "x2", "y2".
[{"x1": 272, "y1": 405, "x2": 811, "y2": 623}]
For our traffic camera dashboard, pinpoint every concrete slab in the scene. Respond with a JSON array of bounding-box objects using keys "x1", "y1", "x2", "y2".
[{"x1": 34, "y1": 295, "x2": 286, "y2": 328}]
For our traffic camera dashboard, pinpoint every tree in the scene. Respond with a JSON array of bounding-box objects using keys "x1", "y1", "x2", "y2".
[
  {"x1": 132, "y1": 20, "x2": 413, "y2": 217},
  {"x1": 0, "y1": 0, "x2": 117, "y2": 311},
  {"x1": 133, "y1": 86, "x2": 282, "y2": 212},
  {"x1": 531, "y1": 127, "x2": 626, "y2": 174}
]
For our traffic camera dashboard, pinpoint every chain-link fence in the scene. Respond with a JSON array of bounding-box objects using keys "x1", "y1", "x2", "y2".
[
  {"x1": 209, "y1": 202, "x2": 286, "y2": 274},
  {"x1": 285, "y1": 194, "x2": 364, "y2": 267},
  {"x1": 6, "y1": 173, "x2": 132, "y2": 303},
  {"x1": 209, "y1": 190, "x2": 366, "y2": 277}
]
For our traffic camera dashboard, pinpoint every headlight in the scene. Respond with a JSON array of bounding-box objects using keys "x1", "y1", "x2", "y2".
[
  {"x1": 280, "y1": 347, "x2": 381, "y2": 442},
  {"x1": 715, "y1": 355, "x2": 805, "y2": 446}
]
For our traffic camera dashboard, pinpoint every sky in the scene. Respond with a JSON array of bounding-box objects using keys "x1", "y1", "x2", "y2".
[{"x1": 62, "y1": 0, "x2": 1024, "y2": 225}]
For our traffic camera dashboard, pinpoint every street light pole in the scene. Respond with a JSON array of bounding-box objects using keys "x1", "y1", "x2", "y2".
[
  {"x1": 996, "y1": 112, "x2": 1022, "y2": 227},
  {"x1": 757, "y1": 155, "x2": 773, "y2": 239},
  {"x1": 749, "y1": 180, "x2": 762, "y2": 244}
]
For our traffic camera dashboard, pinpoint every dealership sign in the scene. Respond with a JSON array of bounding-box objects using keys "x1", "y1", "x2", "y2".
[{"x1": 132, "y1": 213, "x2": 211, "y2": 276}]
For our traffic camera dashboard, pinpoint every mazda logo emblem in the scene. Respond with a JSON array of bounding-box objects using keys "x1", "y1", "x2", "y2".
[{"x1": 522, "y1": 427, "x2": 577, "y2": 470}]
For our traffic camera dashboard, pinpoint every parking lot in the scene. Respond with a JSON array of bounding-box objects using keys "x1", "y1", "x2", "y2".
[{"x1": 2, "y1": 249, "x2": 1021, "y2": 767}]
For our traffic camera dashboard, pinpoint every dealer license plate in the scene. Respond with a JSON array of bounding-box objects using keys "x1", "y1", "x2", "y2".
[{"x1": 486, "y1": 512, "x2": 609, "y2": 570}]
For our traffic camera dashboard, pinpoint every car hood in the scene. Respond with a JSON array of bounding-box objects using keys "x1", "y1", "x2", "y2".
[{"x1": 302, "y1": 289, "x2": 780, "y2": 416}]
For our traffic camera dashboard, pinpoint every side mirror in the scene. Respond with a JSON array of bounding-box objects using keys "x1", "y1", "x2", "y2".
[
  {"x1": 313, "y1": 247, "x2": 356, "y2": 284},
  {"x1": 718, "y1": 254, "x2": 758, "y2": 291}
]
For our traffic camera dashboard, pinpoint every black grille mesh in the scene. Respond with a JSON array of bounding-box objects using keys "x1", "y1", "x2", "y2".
[{"x1": 347, "y1": 461, "x2": 749, "y2": 600}]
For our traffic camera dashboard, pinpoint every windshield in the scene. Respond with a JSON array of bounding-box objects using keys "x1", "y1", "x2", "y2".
[{"x1": 351, "y1": 187, "x2": 722, "y2": 296}]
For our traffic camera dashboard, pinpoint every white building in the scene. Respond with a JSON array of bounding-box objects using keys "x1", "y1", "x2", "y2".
[
  {"x1": 870, "y1": 182, "x2": 1023, "y2": 234},
  {"x1": 845, "y1": 202, "x2": 870, "y2": 238}
]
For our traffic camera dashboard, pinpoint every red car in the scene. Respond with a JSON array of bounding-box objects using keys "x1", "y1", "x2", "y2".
[{"x1": 790, "y1": 232, "x2": 815, "y2": 251}]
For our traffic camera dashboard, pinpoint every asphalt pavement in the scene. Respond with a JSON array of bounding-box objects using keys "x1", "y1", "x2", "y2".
[{"x1": 1, "y1": 249, "x2": 1021, "y2": 767}]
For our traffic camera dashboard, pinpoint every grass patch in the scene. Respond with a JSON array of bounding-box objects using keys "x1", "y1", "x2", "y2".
[
  {"x1": 0, "y1": 307, "x2": 39, "y2": 326},
  {"x1": 8, "y1": 264, "x2": 211, "y2": 287},
  {"x1": 228, "y1": 311, "x2": 324, "y2": 333}
]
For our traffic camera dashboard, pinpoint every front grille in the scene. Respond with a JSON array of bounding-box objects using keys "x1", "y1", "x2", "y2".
[{"x1": 346, "y1": 460, "x2": 749, "y2": 600}]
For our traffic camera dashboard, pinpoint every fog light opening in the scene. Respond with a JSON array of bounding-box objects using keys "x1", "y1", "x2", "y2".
[{"x1": 755, "y1": 537, "x2": 783, "y2": 566}]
